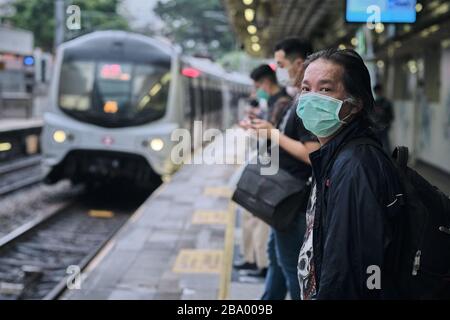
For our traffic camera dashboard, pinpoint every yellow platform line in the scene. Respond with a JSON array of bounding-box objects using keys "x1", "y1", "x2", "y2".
[{"x1": 218, "y1": 201, "x2": 236, "y2": 300}]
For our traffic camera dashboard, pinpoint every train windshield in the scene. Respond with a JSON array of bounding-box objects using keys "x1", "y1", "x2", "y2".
[{"x1": 58, "y1": 60, "x2": 171, "y2": 127}]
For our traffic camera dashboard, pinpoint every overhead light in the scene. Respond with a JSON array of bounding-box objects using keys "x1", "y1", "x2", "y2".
[
  {"x1": 428, "y1": 1, "x2": 440, "y2": 9},
  {"x1": 442, "y1": 39, "x2": 450, "y2": 48},
  {"x1": 138, "y1": 96, "x2": 151, "y2": 109},
  {"x1": 375, "y1": 23, "x2": 385, "y2": 33},
  {"x1": 149, "y1": 83, "x2": 162, "y2": 96},
  {"x1": 351, "y1": 37, "x2": 358, "y2": 46},
  {"x1": 0, "y1": 142, "x2": 12, "y2": 152},
  {"x1": 251, "y1": 35, "x2": 259, "y2": 42},
  {"x1": 434, "y1": 3, "x2": 449, "y2": 15},
  {"x1": 247, "y1": 25, "x2": 257, "y2": 34},
  {"x1": 338, "y1": 44, "x2": 346, "y2": 50},
  {"x1": 429, "y1": 24, "x2": 440, "y2": 33},
  {"x1": 150, "y1": 138, "x2": 164, "y2": 152},
  {"x1": 408, "y1": 60, "x2": 418, "y2": 74},
  {"x1": 337, "y1": 30, "x2": 346, "y2": 37},
  {"x1": 244, "y1": 8, "x2": 255, "y2": 22},
  {"x1": 251, "y1": 43, "x2": 261, "y2": 52},
  {"x1": 376, "y1": 60, "x2": 385, "y2": 69},
  {"x1": 161, "y1": 73, "x2": 171, "y2": 85},
  {"x1": 416, "y1": 3, "x2": 423, "y2": 12},
  {"x1": 53, "y1": 130, "x2": 67, "y2": 143},
  {"x1": 243, "y1": 0, "x2": 253, "y2": 5}
]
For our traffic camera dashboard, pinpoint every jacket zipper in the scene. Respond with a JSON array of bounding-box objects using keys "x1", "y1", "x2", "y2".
[{"x1": 412, "y1": 250, "x2": 421, "y2": 276}]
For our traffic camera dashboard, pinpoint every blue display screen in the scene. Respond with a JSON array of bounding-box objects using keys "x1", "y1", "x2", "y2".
[
  {"x1": 23, "y1": 56, "x2": 35, "y2": 66},
  {"x1": 346, "y1": 0, "x2": 417, "y2": 23}
]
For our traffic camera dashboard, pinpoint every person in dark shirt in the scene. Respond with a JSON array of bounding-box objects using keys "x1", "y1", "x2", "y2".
[
  {"x1": 373, "y1": 83, "x2": 394, "y2": 153},
  {"x1": 251, "y1": 38, "x2": 320, "y2": 300}
]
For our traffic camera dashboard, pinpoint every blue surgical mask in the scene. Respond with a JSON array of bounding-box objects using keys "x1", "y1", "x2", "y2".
[
  {"x1": 296, "y1": 92, "x2": 352, "y2": 138},
  {"x1": 256, "y1": 88, "x2": 269, "y2": 101}
]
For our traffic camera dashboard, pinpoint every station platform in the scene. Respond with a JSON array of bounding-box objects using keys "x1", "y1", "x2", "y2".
[
  {"x1": 0, "y1": 118, "x2": 43, "y2": 133},
  {"x1": 61, "y1": 129, "x2": 449, "y2": 301},
  {"x1": 63, "y1": 129, "x2": 264, "y2": 300}
]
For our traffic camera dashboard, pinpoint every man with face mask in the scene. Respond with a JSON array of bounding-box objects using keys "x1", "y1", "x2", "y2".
[
  {"x1": 275, "y1": 38, "x2": 313, "y2": 97},
  {"x1": 249, "y1": 64, "x2": 290, "y2": 124},
  {"x1": 250, "y1": 38, "x2": 320, "y2": 300}
]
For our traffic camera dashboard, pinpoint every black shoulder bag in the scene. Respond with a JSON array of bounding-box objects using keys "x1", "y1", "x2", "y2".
[{"x1": 232, "y1": 162, "x2": 311, "y2": 231}]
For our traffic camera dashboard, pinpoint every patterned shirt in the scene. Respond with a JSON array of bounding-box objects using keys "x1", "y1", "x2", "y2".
[{"x1": 298, "y1": 183, "x2": 317, "y2": 300}]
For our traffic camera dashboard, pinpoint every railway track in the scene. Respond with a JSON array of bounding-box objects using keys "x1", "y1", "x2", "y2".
[
  {"x1": 0, "y1": 156, "x2": 44, "y2": 196},
  {"x1": 0, "y1": 199, "x2": 132, "y2": 300}
]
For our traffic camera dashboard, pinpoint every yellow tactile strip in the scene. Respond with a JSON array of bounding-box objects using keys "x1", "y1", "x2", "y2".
[
  {"x1": 172, "y1": 249, "x2": 223, "y2": 274},
  {"x1": 172, "y1": 186, "x2": 236, "y2": 299},
  {"x1": 203, "y1": 186, "x2": 233, "y2": 198},
  {"x1": 192, "y1": 210, "x2": 228, "y2": 225}
]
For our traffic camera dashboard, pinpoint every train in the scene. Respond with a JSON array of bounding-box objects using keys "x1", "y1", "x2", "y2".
[{"x1": 41, "y1": 31, "x2": 252, "y2": 190}]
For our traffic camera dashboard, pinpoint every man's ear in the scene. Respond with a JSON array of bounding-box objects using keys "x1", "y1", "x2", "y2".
[{"x1": 294, "y1": 58, "x2": 304, "y2": 70}]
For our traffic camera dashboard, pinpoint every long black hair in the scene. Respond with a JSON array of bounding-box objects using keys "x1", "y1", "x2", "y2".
[{"x1": 304, "y1": 48, "x2": 377, "y2": 128}]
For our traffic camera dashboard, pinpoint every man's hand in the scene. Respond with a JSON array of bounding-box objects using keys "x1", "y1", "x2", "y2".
[
  {"x1": 251, "y1": 119, "x2": 276, "y2": 139},
  {"x1": 246, "y1": 107, "x2": 261, "y2": 119},
  {"x1": 238, "y1": 119, "x2": 253, "y2": 130}
]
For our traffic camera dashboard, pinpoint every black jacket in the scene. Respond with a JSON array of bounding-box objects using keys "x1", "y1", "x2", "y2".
[{"x1": 309, "y1": 118, "x2": 404, "y2": 299}]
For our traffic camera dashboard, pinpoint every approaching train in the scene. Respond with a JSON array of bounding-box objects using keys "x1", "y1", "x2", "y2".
[{"x1": 41, "y1": 31, "x2": 252, "y2": 189}]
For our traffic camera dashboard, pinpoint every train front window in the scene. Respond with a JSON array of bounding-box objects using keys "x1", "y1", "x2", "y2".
[{"x1": 59, "y1": 60, "x2": 171, "y2": 127}]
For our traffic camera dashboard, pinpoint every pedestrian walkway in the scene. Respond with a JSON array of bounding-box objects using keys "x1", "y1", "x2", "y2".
[{"x1": 0, "y1": 118, "x2": 42, "y2": 133}]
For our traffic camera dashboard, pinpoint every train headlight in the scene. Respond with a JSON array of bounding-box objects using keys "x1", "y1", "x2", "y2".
[
  {"x1": 150, "y1": 138, "x2": 164, "y2": 151},
  {"x1": 0, "y1": 142, "x2": 12, "y2": 152},
  {"x1": 53, "y1": 130, "x2": 67, "y2": 143}
]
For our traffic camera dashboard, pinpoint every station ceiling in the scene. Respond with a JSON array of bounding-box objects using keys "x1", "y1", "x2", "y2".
[
  {"x1": 222, "y1": 0, "x2": 354, "y2": 57},
  {"x1": 223, "y1": 0, "x2": 450, "y2": 59}
]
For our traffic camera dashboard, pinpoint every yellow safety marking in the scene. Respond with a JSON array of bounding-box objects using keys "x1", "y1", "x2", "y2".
[
  {"x1": 173, "y1": 249, "x2": 223, "y2": 274},
  {"x1": 192, "y1": 210, "x2": 228, "y2": 225},
  {"x1": 204, "y1": 186, "x2": 232, "y2": 198},
  {"x1": 88, "y1": 210, "x2": 114, "y2": 218},
  {"x1": 218, "y1": 201, "x2": 236, "y2": 300}
]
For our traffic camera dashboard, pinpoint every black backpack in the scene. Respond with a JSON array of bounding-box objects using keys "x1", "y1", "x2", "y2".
[
  {"x1": 390, "y1": 146, "x2": 450, "y2": 299},
  {"x1": 323, "y1": 138, "x2": 450, "y2": 299}
]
